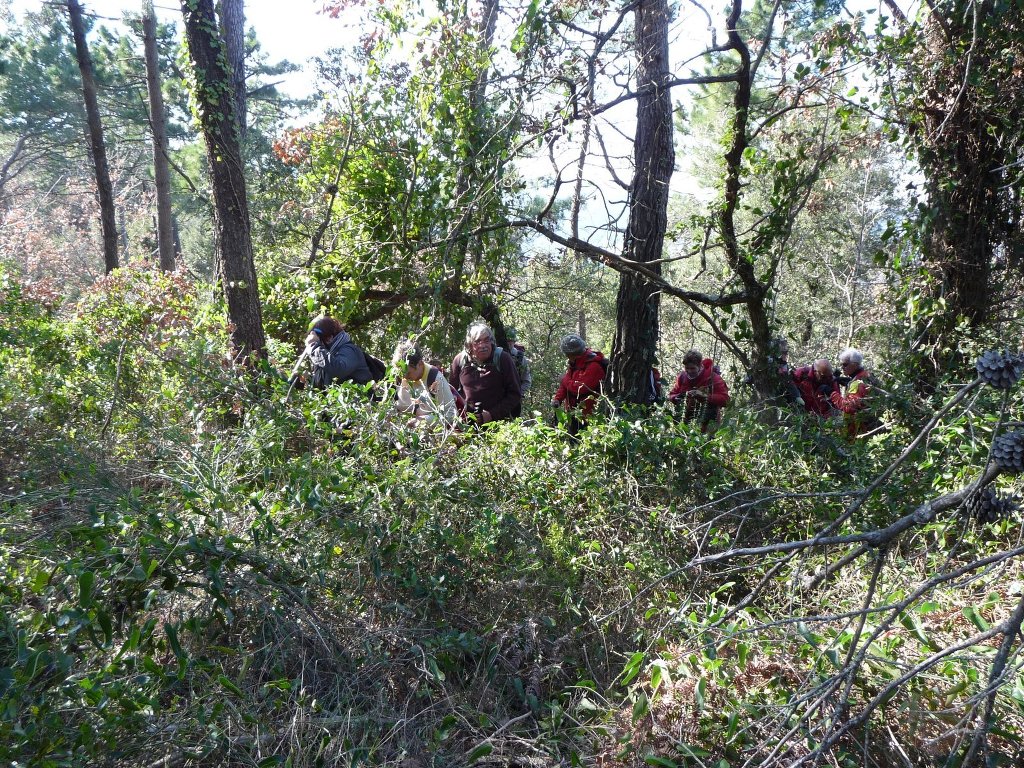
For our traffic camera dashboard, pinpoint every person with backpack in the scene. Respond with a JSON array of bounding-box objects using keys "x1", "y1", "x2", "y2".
[
  {"x1": 392, "y1": 341, "x2": 458, "y2": 427},
  {"x1": 304, "y1": 315, "x2": 373, "y2": 389},
  {"x1": 648, "y1": 359, "x2": 666, "y2": 405},
  {"x1": 551, "y1": 334, "x2": 607, "y2": 435},
  {"x1": 505, "y1": 326, "x2": 532, "y2": 397},
  {"x1": 770, "y1": 337, "x2": 804, "y2": 406},
  {"x1": 668, "y1": 349, "x2": 730, "y2": 433},
  {"x1": 448, "y1": 322, "x2": 522, "y2": 424},
  {"x1": 831, "y1": 347, "x2": 881, "y2": 438},
  {"x1": 791, "y1": 358, "x2": 840, "y2": 417}
]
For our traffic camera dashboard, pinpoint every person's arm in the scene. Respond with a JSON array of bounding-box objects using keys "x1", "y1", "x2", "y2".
[
  {"x1": 667, "y1": 374, "x2": 684, "y2": 402},
  {"x1": 553, "y1": 375, "x2": 568, "y2": 406},
  {"x1": 831, "y1": 377, "x2": 868, "y2": 414},
  {"x1": 571, "y1": 359, "x2": 605, "y2": 399},
  {"x1": 707, "y1": 373, "x2": 730, "y2": 407},
  {"x1": 305, "y1": 333, "x2": 328, "y2": 365},
  {"x1": 519, "y1": 356, "x2": 532, "y2": 395},
  {"x1": 395, "y1": 381, "x2": 416, "y2": 414},
  {"x1": 783, "y1": 376, "x2": 802, "y2": 405},
  {"x1": 447, "y1": 355, "x2": 465, "y2": 399},
  {"x1": 430, "y1": 369, "x2": 458, "y2": 425},
  {"x1": 305, "y1": 333, "x2": 334, "y2": 387},
  {"x1": 485, "y1": 352, "x2": 522, "y2": 420}
]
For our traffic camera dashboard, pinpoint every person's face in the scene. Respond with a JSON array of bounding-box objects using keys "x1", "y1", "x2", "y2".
[
  {"x1": 840, "y1": 359, "x2": 858, "y2": 375},
  {"x1": 814, "y1": 364, "x2": 833, "y2": 381},
  {"x1": 777, "y1": 345, "x2": 789, "y2": 360},
  {"x1": 404, "y1": 360, "x2": 425, "y2": 381},
  {"x1": 684, "y1": 362, "x2": 702, "y2": 378},
  {"x1": 469, "y1": 334, "x2": 494, "y2": 363}
]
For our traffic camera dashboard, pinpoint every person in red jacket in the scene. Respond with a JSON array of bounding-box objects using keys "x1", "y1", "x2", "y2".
[
  {"x1": 791, "y1": 358, "x2": 840, "y2": 417},
  {"x1": 668, "y1": 349, "x2": 730, "y2": 432},
  {"x1": 831, "y1": 347, "x2": 881, "y2": 438},
  {"x1": 551, "y1": 334, "x2": 606, "y2": 435}
]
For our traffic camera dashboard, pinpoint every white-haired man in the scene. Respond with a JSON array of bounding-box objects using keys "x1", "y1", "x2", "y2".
[
  {"x1": 448, "y1": 322, "x2": 522, "y2": 423},
  {"x1": 831, "y1": 347, "x2": 880, "y2": 438}
]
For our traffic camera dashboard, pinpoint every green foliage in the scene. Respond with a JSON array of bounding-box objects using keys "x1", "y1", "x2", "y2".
[
  {"x1": 2, "y1": 268, "x2": 1023, "y2": 765},
  {"x1": 256, "y1": 5, "x2": 524, "y2": 354},
  {"x1": 3, "y1": 1, "x2": 1024, "y2": 764}
]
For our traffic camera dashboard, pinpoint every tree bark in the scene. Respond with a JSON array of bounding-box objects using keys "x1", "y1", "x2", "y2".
[
  {"x1": 218, "y1": 0, "x2": 247, "y2": 141},
  {"x1": 442, "y1": 0, "x2": 505, "y2": 344},
  {"x1": 908, "y1": 2, "x2": 1020, "y2": 388},
  {"x1": 142, "y1": 2, "x2": 175, "y2": 272},
  {"x1": 66, "y1": 0, "x2": 119, "y2": 274},
  {"x1": 609, "y1": 0, "x2": 674, "y2": 405},
  {"x1": 718, "y1": 0, "x2": 776, "y2": 400},
  {"x1": 181, "y1": 0, "x2": 265, "y2": 363}
]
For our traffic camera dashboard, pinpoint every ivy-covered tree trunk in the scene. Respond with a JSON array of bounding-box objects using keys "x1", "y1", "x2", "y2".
[
  {"x1": 142, "y1": 2, "x2": 176, "y2": 272},
  {"x1": 609, "y1": 0, "x2": 674, "y2": 405},
  {"x1": 181, "y1": 0, "x2": 265, "y2": 363},
  {"x1": 66, "y1": 0, "x2": 119, "y2": 274},
  {"x1": 446, "y1": 0, "x2": 506, "y2": 346},
  {"x1": 218, "y1": 0, "x2": 247, "y2": 141},
  {"x1": 718, "y1": 0, "x2": 774, "y2": 401},
  {"x1": 905, "y1": 3, "x2": 1024, "y2": 387}
]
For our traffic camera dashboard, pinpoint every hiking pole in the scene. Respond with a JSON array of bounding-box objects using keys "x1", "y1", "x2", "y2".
[{"x1": 284, "y1": 348, "x2": 310, "y2": 403}]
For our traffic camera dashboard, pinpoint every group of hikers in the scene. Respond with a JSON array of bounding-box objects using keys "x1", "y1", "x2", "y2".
[{"x1": 301, "y1": 316, "x2": 879, "y2": 439}]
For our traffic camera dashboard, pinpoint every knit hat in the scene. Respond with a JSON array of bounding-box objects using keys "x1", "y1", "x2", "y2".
[{"x1": 560, "y1": 334, "x2": 587, "y2": 356}]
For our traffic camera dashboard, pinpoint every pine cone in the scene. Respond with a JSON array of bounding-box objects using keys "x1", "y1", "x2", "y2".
[
  {"x1": 992, "y1": 431, "x2": 1024, "y2": 474},
  {"x1": 975, "y1": 350, "x2": 1024, "y2": 390},
  {"x1": 965, "y1": 486, "x2": 1018, "y2": 524}
]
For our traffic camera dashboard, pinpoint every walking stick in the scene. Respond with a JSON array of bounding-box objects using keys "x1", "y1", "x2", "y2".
[{"x1": 284, "y1": 348, "x2": 310, "y2": 402}]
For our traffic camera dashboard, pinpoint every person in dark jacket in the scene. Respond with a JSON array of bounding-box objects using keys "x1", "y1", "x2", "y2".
[
  {"x1": 304, "y1": 315, "x2": 373, "y2": 389},
  {"x1": 792, "y1": 358, "x2": 840, "y2": 417},
  {"x1": 448, "y1": 322, "x2": 522, "y2": 424},
  {"x1": 551, "y1": 334, "x2": 606, "y2": 434},
  {"x1": 647, "y1": 358, "x2": 666, "y2": 405},
  {"x1": 668, "y1": 349, "x2": 730, "y2": 432},
  {"x1": 771, "y1": 337, "x2": 803, "y2": 405}
]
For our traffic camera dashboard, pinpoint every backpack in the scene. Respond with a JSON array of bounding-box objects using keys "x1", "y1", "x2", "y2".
[
  {"x1": 426, "y1": 364, "x2": 466, "y2": 412},
  {"x1": 510, "y1": 343, "x2": 529, "y2": 375},
  {"x1": 361, "y1": 349, "x2": 388, "y2": 382},
  {"x1": 569, "y1": 351, "x2": 609, "y2": 395},
  {"x1": 596, "y1": 355, "x2": 610, "y2": 394}
]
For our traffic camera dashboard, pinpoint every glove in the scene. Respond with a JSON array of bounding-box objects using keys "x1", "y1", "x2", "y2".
[{"x1": 795, "y1": 397, "x2": 805, "y2": 408}]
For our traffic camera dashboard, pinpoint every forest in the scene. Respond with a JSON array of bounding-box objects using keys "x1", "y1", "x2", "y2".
[{"x1": 1, "y1": 0, "x2": 1023, "y2": 765}]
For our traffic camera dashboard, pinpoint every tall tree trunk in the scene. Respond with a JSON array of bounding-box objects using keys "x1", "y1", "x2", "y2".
[
  {"x1": 181, "y1": 0, "x2": 265, "y2": 363},
  {"x1": 719, "y1": 0, "x2": 775, "y2": 400},
  {"x1": 142, "y1": 1, "x2": 176, "y2": 272},
  {"x1": 609, "y1": 0, "x2": 674, "y2": 405},
  {"x1": 909, "y1": 4, "x2": 1016, "y2": 389},
  {"x1": 67, "y1": 0, "x2": 119, "y2": 274},
  {"x1": 443, "y1": 0, "x2": 505, "y2": 344},
  {"x1": 218, "y1": 0, "x2": 246, "y2": 141}
]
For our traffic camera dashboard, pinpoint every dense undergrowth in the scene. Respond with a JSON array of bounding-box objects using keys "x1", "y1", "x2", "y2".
[{"x1": 2, "y1": 268, "x2": 1023, "y2": 767}]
